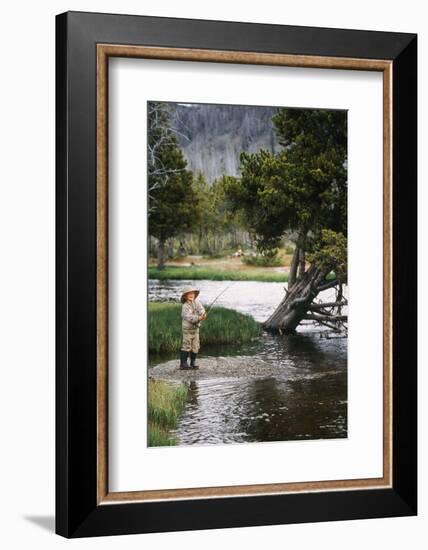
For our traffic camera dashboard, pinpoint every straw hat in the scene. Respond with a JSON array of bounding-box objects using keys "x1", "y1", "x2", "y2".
[{"x1": 180, "y1": 285, "x2": 200, "y2": 303}]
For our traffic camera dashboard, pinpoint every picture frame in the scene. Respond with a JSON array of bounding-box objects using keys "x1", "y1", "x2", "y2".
[{"x1": 55, "y1": 10, "x2": 417, "y2": 538}]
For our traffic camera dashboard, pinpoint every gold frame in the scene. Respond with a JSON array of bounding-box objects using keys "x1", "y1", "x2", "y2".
[{"x1": 96, "y1": 44, "x2": 392, "y2": 505}]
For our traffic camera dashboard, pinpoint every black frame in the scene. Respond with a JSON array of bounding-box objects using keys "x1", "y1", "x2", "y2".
[{"x1": 56, "y1": 11, "x2": 417, "y2": 538}]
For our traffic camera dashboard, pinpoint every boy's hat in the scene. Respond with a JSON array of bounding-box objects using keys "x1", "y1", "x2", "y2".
[{"x1": 181, "y1": 285, "x2": 200, "y2": 303}]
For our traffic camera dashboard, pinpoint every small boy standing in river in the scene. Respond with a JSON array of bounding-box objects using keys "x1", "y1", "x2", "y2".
[{"x1": 179, "y1": 285, "x2": 206, "y2": 370}]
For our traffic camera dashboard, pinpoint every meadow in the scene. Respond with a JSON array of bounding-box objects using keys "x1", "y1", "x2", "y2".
[{"x1": 148, "y1": 265, "x2": 289, "y2": 283}]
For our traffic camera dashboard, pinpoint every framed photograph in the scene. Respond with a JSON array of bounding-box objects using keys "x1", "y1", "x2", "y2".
[{"x1": 56, "y1": 11, "x2": 417, "y2": 538}]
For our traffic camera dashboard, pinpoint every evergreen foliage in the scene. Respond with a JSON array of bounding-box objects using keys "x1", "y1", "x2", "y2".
[
  {"x1": 224, "y1": 108, "x2": 348, "y2": 278},
  {"x1": 148, "y1": 102, "x2": 200, "y2": 267}
]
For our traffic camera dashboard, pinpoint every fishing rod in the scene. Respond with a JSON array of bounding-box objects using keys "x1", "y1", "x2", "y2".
[{"x1": 204, "y1": 282, "x2": 235, "y2": 319}]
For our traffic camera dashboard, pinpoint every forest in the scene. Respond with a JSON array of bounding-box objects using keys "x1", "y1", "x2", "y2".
[{"x1": 148, "y1": 101, "x2": 348, "y2": 335}]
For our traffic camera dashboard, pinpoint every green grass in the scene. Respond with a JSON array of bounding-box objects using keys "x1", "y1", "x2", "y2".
[
  {"x1": 148, "y1": 265, "x2": 288, "y2": 282},
  {"x1": 148, "y1": 379, "x2": 188, "y2": 447},
  {"x1": 148, "y1": 423, "x2": 178, "y2": 447},
  {"x1": 148, "y1": 302, "x2": 261, "y2": 354}
]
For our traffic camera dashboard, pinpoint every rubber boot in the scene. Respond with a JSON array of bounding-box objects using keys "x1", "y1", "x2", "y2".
[
  {"x1": 179, "y1": 350, "x2": 191, "y2": 370},
  {"x1": 190, "y1": 352, "x2": 199, "y2": 370}
]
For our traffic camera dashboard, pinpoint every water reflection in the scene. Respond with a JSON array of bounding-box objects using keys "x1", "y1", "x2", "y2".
[{"x1": 173, "y1": 373, "x2": 347, "y2": 445}]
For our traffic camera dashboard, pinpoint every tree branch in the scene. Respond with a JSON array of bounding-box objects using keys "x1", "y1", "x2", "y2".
[
  {"x1": 316, "y1": 279, "x2": 340, "y2": 292},
  {"x1": 304, "y1": 314, "x2": 348, "y2": 322},
  {"x1": 309, "y1": 301, "x2": 348, "y2": 310}
]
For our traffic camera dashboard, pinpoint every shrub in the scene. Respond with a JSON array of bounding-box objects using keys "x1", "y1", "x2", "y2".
[{"x1": 242, "y1": 254, "x2": 282, "y2": 267}]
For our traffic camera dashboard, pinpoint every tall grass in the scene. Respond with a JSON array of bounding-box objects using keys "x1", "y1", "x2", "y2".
[
  {"x1": 148, "y1": 423, "x2": 177, "y2": 447},
  {"x1": 148, "y1": 302, "x2": 261, "y2": 354},
  {"x1": 148, "y1": 379, "x2": 188, "y2": 447},
  {"x1": 148, "y1": 266, "x2": 288, "y2": 282}
]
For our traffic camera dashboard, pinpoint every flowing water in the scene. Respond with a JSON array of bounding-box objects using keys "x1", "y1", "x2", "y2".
[{"x1": 149, "y1": 279, "x2": 347, "y2": 445}]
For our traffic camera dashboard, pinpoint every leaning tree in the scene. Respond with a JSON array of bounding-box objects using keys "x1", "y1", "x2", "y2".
[{"x1": 224, "y1": 108, "x2": 348, "y2": 334}]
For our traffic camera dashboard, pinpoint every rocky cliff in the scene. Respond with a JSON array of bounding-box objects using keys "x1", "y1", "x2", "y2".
[{"x1": 171, "y1": 102, "x2": 282, "y2": 183}]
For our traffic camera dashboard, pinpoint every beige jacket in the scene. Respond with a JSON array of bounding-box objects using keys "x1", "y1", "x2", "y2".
[{"x1": 181, "y1": 299, "x2": 206, "y2": 330}]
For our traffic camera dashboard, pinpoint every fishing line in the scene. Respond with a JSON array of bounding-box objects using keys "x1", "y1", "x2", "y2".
[{"x1": 204, "y1": 281, "x2": 236, "y2": 319}]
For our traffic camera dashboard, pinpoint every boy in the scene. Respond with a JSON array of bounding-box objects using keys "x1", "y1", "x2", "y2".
[{"x1": 179, "y1": 285, "x2": 206, "y2": 370}]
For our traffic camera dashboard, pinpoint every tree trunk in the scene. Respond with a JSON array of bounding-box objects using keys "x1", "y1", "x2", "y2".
[
  {"x1": 297, "y1": 229, "x2": 307, "y2": 281},
  {"x1": 288, "y1": 246, "x2": 300, "y2": 288},
  {"x1": 298, "y1": 247, "x2": 306, "y2": 280},
  {"x1": 263, "y1": 265, "x2": 325, "y2": 333},
  {"x1": 198, "y1": 227, "x2": 202, "y2": 253},
  {"x1": 157, "y1": 238, "x2": 165, "y2": 269}
]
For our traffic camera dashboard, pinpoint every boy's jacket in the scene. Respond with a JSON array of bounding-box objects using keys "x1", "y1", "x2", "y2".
[{"x1": 182, "y1": 299, "x2": 206, "y2": 329}]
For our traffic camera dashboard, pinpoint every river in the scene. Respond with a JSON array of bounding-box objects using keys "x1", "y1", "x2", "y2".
[{"x1": 149, "y1": 279, "x2": 347, "y2": 445}]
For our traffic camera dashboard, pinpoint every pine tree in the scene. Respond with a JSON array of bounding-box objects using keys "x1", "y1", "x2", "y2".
[
  {"x1": 224, "y1": 108, "x2": 348, "y2": 333},
  {"x1": 148, "y1": 102, "x2": 200, "y2": 269}
]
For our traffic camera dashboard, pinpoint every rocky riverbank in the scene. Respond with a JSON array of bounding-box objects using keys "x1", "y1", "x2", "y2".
[{"x1": 150, "y1": 355, "x2": 286, "y2": 381}]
